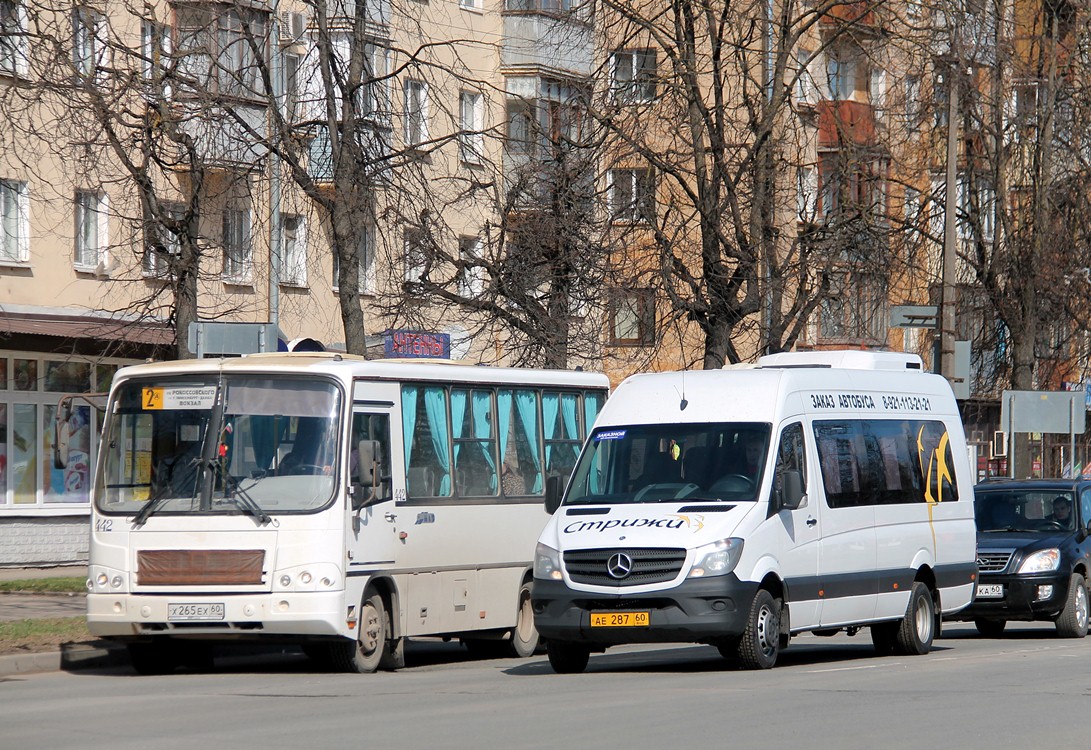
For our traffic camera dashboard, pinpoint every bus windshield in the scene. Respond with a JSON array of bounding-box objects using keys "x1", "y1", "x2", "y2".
[
  {"x1": 98, "y1": 375, "x2": 342, "y2": 516},
  {"x1": 565, "y1": 422, "x2": 771, "y2": 505}
]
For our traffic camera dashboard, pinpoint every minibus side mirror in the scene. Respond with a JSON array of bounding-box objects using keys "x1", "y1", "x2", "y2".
[
  {"x1": 352, "y1": 439, "x2": 388, "y2": 511},
  {"x1": 775, "y1": 469, "x2": 805, "y2": 512},
  {"x1": 544, "y1": 475, "x2": 563, "y2": 515}
]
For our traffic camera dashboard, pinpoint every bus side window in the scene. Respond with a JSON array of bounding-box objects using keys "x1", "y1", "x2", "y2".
[
  {"x1": 352, "y1": 412, "x2": 391, "y2": 502},
  {"x1": 772, "y1": 422, "x2": 807, "y2": 512}
]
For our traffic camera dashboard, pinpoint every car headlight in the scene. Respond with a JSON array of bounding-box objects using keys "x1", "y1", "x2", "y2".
[
  {"x1": 689, "y1": 538, "x2": 744, "y2": 578},
  {"x1": 1018, "y1": 548, "x2": 1061, "y2": 574},
  {"x1": 534, "y1": 543, "x2": 563, "y2": 581}
]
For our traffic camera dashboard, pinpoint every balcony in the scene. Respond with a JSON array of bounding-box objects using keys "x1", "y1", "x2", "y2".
[
  {"x1": 820, "y1": 2, "x2": 879, "y2": 31},
  {"x1": 817, "y1": 100, "x2": 877, "y2": 149},
  {"x1": 501, "y1": 14, "x2": 593, "y2": 77}
]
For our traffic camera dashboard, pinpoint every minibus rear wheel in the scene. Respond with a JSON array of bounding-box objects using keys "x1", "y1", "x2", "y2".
[{"x1": 895, "y1": 582, "x2": 935, "y2": 655}]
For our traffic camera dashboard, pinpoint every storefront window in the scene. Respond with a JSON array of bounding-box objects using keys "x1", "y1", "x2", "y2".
[
  {"x1": 13, "y1": 359, "x2": 36, "y2": 391},
  {"x1": 0, "y1": 358, "x2": 7, "y2": 390},
  {"x1": 45, "y1": 361, "x2": 91, "y2": 393},
  {"x1": 43, "y1": 404, "x2": 91, "y2": 503},
  {"x1": 12, "y1": 403, "x2": 36, "y2": 503},
  {"x1": 95, "y1": 363, "x2": 118, "y2": 393},
  {"x1": 0, "y1": 404, "x2": 7, "y2": 498}
]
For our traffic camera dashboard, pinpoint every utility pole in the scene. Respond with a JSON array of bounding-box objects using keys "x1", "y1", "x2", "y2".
[
  {"x1": 940, "y1": 44, "x2": 960, "y2": 379},
  {"x1": 269, "y1": 4, "x2": 283, "y2": 328}
]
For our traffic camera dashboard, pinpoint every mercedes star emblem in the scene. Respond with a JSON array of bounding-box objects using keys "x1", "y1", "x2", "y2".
[{"x1": 607, "y1": 553, "x2": 633, "y2": 579}]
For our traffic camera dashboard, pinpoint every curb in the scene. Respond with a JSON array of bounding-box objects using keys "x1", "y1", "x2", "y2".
[{"x1": 0, "y1": 641, "x2": 130, "y2": 676}]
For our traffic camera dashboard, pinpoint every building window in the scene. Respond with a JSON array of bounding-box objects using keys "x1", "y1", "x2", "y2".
[
  {"x1": 404, "y1": 227, "x2": 426, "y2": 284},
  {"x1": 74, "y1": 190, "x2": 107, "y2": 269},
  {"x1": 142, "y1": 202, "x2": 184, "y2": 277},
  {"x1": 608, "y1": 168, "x2": 655, "y2": 223},
  {"x1": 0, "y1": 178, "x2": 29, "y2": 263},
  {"x1": 354, "y1": 41, "x2": 389, "y2": 122},
  {"x1": 331, "y1": 225, "x2": 375, "y2": 294},
  {"x1": 870, "y1": 66, "x2": 886, "y2": 118},
  {"x1": 826, "y1": 52, "x2": 856, "y2": 101},
  {"x1": 0, "y1": 0, "x2": 29, "y2": 77},
  {"x1": 457, "y1": 236, "x2": 485, "y2": 297},
  {"x1": 458, "y1": 90, "x2": 485, "y2": 164},
  {"x1": 794, "y1": 49, "x2": 815, "y2": 104},
  {"x1": 280, "y1": 214, "x2": 306, "y2": 286},
  {"x1": 818, "y1": 154, "x2": 888, "y2": 221},
  {"x1": 460, "y1": 0, "x2": 481, "y2": 10},
  {"x1": 504, "y1": 0, "x2": 573, "y2": 11},
  {"x1": 611, "y1": 49, "x2": 656, "y2": 103},
  {"x1": 404, "y1": 78, "x2": 428, "y2": 146},
  {"x1": 797, "y1": 166, "x2": 817, "y2": 221},
  {"x1": 904, "y1": 75, "x2": 920, "y2": 126},
  {"x1": 222, "y1": 207, "x2": 251, "y2": 281},
  {"x1": 609, "y1": 289, "x2": 655, "y2": 346},
  {"x1": 140, "y1": 19, "x2": 171, "y2": 81},
  {"x1": 72, "y1": 6, "x2": 106, "y2": 80},
  {"x1": 504, "y1": 78, "x2": 587, "y2": 158},
  {"x1": 820, "y1": 273, "x2": 887, "y2": 342},
  {"x1": 175, "y1": 5, "x2": 266, "y2": 99}
]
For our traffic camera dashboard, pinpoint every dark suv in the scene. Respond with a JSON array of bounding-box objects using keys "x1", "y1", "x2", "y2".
[{"x1": 955, "y1": 479, "x2": 1091, "y2": 637}]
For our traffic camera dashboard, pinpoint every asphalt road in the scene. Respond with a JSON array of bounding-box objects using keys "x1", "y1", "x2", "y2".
[{"x1": 2, "y1": 621, "x2": 1088, "y2": 750}]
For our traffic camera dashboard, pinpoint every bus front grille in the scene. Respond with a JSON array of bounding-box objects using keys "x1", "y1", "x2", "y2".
[
  {"x1": 564, "y1": 548, "x2": 687, "y2": 586},
  {"x1": 137, "y1": 549, "x2": 266, "y2": 585}
]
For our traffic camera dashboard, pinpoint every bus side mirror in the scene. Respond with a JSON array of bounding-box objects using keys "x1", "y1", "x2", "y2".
[
  {"x1": 775, "y1": 469, "x2": 805, "y2": 511},
  {"x1": 352, "y1": 439, "x2": 386, "y2": 511},
  {"x1": 544, "y1": 475, "x2": 562, "y2": 515}
]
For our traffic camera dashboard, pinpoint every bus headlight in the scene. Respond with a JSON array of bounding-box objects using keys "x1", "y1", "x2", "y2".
[
  {"x1": 534, "y1": 543, "x2": 564, "y2": 581},
  {"x1": 1018, "y1": 548, "x2": 1060, "y2": 574},
  {"x1": 689, "y1": 538, "x2": 744, "y2": 578}
]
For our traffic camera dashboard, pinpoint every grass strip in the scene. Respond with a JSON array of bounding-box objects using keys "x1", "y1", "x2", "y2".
[
  {"x1": 0, "y1": 617, "x2": 93, "y2": 655},
  {"x1": 0, "y1": 578, "x2": 87, "y2": 594}
]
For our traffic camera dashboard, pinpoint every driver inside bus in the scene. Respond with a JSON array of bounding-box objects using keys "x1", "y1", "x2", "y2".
[{"x1": 280, "y1": 417, "x2": 335, "y2": 475}]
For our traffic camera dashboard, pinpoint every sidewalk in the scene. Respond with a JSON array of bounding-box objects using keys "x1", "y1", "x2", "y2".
[{"x1": 0, "y1": 566, "x2": 129, "y2": 676}]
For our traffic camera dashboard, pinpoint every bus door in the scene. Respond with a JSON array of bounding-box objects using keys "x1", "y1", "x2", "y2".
[{"x1": 346, "y1": 408, "x2": 400, "y2": 578}]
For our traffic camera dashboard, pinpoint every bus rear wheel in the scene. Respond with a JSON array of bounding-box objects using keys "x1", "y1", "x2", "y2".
[
  {"x1": 894, "y1": 581, "x2": 935, "y2": 655},
  {"x1": 330, "y1": 591, "x2": 387, "y2": 673}
]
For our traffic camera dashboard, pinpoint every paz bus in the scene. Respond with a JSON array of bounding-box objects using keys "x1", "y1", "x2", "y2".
[{"x1": 84, "y1": 352, "x2": 608, "y2": 673}]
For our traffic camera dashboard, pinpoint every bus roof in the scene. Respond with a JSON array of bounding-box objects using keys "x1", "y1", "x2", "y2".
[{"x1": 112, "y1": 353, "x2": 610, "y2": 390}]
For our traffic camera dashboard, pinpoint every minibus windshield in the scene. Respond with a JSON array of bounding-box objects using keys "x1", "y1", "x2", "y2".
[
  {"x1": 565, "y1": 422, "x2": 771, "y2": 505},
  {"x1": 98, "y1": 375, "x2": 341, "y2": 516}
]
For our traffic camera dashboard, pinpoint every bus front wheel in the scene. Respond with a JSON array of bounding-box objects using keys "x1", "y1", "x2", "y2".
[
  {"x1": 331, "y1": 591, "x2": 387, "y2": 673},
  {"x1": 507, "y1": 580, "x2": 539, "y2": 658}
]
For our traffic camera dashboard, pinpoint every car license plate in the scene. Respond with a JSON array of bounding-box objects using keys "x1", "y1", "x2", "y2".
[
  {"x1": 168, "y1": 603, "x2": 225, "y2": 621},
  {"x1": 590, "y1": 611, "x2": 650, "y2": 627},
  {"x1": 976, "y1": 584, "x2": 1004, "y2": 599}
]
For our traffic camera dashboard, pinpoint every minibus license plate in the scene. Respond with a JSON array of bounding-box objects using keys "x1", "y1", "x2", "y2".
[
  {"x1": 976, "y1": 584, "x2": 1004, "y2": 599},
  {"x1": 168, "y1": 603, "x2": 225, "y2": 621},
  {"x1": 591, "y1": 611, "x2": 649, "y2": 627}
]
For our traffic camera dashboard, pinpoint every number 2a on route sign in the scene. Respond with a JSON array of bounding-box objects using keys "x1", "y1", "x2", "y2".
[{"x1": 142, "y1": 388, "x2": 164, "y2": 410}]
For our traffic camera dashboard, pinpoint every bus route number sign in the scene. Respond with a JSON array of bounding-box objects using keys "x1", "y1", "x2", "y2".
[{"x1": 142, "y1": 388, "x2": 164, "y2": 410}]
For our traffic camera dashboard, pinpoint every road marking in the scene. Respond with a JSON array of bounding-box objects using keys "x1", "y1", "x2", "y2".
[{"x1": 804, "y1": 664, "x2": 882, "y2": 674}]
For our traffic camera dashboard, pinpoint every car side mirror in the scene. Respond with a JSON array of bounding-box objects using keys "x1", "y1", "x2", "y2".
[
  {"x1": 774, "y1": 469, "x2": 805, "y2": 511},
  {"x1": 544, "y1": 475, "x2": 562, "y2": 515},
  {"x1": 352, "y1": 439, "x2": 387, "y2": 511},
  {"x1": 1079, "y1": 521, "x2": 1091, "y2": 543}
]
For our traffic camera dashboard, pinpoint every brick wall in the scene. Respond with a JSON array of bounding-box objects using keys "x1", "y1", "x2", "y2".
[{"x1": 0, "y1": 517, "x2": 90, "y2": 567}]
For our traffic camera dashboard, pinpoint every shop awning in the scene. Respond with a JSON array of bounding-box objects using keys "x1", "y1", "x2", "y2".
[{"x1": 0, "y1": 312, "x2": 174, "y2": 346}]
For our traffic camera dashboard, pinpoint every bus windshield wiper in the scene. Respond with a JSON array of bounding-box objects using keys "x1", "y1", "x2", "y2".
[
  {"x1": 221, "y1": 472, "x2": 272, "y2": 526},
  {"x1": 132, "y1": 478, "x2": 186, "y2": 527}
]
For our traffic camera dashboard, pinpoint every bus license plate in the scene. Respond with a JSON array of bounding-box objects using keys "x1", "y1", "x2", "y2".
[
  {"x1": 590, "y1": 611, "x2": 649, "y2": 628},
  {"x1": 168, "y1": 603, "x2": 225, "y2": 621},
  {"x1": 976, "y1": 584, "x2": 1004, "y2": 599}
]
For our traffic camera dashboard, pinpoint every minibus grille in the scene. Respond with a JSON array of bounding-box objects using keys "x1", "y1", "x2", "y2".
[
  {"x1": 564, "y1": 548, "x2": 687, "y2": 586},
  {"x1": 976, "y1": 551, "x2": 1013, "y2": 574},
  {"x1": 137, "y1": 549, "x2": 266, "y2": 585}
]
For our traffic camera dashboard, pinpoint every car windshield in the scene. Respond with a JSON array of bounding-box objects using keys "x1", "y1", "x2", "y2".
[
  {"x1": 98, "y1": 375, "x2": 341, "y2": 516},
  {"x1": 975, "y1": 489, "x2": 1077, "y2": 533},
  {"x1": 564, "y1": 422, "x2": 771, "y2": 505}
]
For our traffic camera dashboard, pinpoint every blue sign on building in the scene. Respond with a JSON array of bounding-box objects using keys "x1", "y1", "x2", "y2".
[{"x1": 384, "y1": 330, "x2": 451, "y2": 359}]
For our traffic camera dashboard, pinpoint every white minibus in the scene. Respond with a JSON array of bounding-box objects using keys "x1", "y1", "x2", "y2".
[
  {"x1": 86, "y1": 353, "x2": 608, "y2": 673},
  {"x1": 532, "y1": 350, "x2": 977, "y2": 671}
]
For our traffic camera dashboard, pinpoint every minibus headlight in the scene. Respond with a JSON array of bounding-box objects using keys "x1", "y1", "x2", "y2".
[
  {"x1": 534, "y1": 543, "x2": 564, "y2": 581},
  {"x1": 1018, "y1": 548, "x2": 1060, "y2": 574},
  {"x1": 689, "y1": 538, "x2": 744, "y2": 578}
]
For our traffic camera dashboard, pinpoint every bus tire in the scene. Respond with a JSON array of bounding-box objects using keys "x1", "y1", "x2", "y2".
[
  {"x1": 331, "y1": 591, "x2": 386, "y2": 673},
  {"x1": 895, "y1": 582, "x2": 935, "y2": 655},
  {"x1": 507, "y1": 580, "x2": 539, "y2": 658},
  {"x1": 547, "y1": 642, "x2": 590, "y2": 674},
  {"x1": 1055, "y1": 574, "x2": 1089, "y2": 638},
  {"x1": 127, "y1": 642, "x2": 178, "y2": 675},
  {"x1": 737, "y1": 588, "x2": 781, "y2": 670}
]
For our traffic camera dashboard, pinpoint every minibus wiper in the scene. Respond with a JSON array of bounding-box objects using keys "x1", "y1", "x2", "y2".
[{"x1": 131, "y1": 480, "x2": 185, "y2": 526}]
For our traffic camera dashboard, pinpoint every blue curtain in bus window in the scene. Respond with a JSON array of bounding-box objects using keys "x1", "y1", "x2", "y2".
[
  {"x1": 515, "y1": 390, "x2": 542, "y2": 493},
  {"x1": 451, "y1": 388, "x2": 467, "y2": 472},
  {"x1": 497, "y1": 390, "x2": 512, "y2": 470},
  {"x1": 561, "y1": 393, "x2": 579, "y2": 466},
  {"x1": 584, "y1": 393, "x2": 602, "y2": 436},
  {"x1": 472, "y1": 390, "x2": 497, "y2": 492},
  {"x1": 543, "y1": 392, "x2": 559, "y2": 473},
  {"x1": 424, "y1": 387, "x2": 452, "y2": 495},
  {"x1": 401, "y1": 386, "x2": 418, "y2": 476}
]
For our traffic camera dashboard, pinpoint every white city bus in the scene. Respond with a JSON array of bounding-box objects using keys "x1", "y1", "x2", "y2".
[{"x1": 85, "y1": 353, "x2": 608, "y2": 673}]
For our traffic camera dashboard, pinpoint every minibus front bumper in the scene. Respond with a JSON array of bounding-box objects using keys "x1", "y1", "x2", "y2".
[{"x1": 532, "y1": 575, "x2": 761, "y2": 645}]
